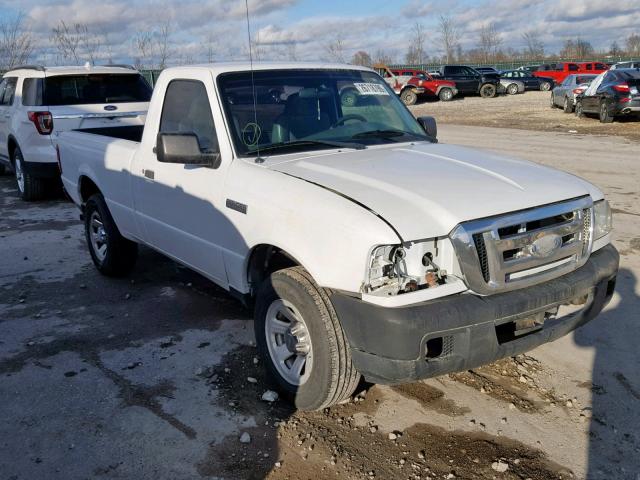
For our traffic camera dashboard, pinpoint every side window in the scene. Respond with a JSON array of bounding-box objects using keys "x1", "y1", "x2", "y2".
[
  {"x1": 22, "y1": 78, "x2": 44, "y2": 106},
  {"x1": 568, "y1": 64, "x2": 579, "y2": 71},
  {"x1": 1, "y1": 77, "x2": 17, "y2": 106},
  {"x1": 159, "y1": 80, "x2": 218, "y2": 153},
  {"x1": 0, "y1": 79, "x2": 7, "y2": 105},
  {"x1": 585, "y1": 64, "x2": 592, "y2": 70}
]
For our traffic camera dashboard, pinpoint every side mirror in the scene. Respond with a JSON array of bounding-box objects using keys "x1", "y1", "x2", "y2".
[
  {"x1": 156, "y1": 133, "x2": 221, "y2": 168},
  {"x1": 417, "y1": 116, "x2": 437, "y2": 141}
]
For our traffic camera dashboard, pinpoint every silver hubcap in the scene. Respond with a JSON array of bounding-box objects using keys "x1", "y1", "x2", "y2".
[
  {"x1": 265, "y1": 299, "x2": 313, "y2": 386},
  {"x1": 15, "y1": 157, "x2": 24, "y2": 193},
  {"x1": 89, "y1": 211, "x2": 108, "y2": 263}
]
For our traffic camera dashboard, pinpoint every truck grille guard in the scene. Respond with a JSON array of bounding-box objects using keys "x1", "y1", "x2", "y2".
[{"x1": 450, "y1": 197, "x2": 594, "y2": 295}]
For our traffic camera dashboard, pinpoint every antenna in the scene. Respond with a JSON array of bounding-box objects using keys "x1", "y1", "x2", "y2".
[{"x1": 245, "y1": 0, "x2": 263, "y2": 162}]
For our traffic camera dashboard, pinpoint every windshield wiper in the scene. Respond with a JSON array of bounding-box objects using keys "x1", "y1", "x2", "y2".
[
  {"x1": 255, "y1": 139, "x2": 365, "y2": 156},
  {"x1": 350, "y1": 129, "x2": 427, "y2": 142}
]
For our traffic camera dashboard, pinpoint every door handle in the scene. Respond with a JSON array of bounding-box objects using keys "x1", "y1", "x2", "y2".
[{"x1": 143, "y1": 169, "x2": 155, "y2": 180}]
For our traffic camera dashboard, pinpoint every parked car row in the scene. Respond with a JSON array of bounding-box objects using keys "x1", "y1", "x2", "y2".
[{"x1": 550, "y1": 69, "x2": 640, "y2": 123}]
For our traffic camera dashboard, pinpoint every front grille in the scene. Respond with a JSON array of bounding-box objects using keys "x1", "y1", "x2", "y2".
[{"x1": 451, "y1": 197, "x2": 594, "y2": 295}]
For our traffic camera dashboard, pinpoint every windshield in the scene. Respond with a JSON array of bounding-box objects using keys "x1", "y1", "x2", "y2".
[
  {"x1": 44, "y1": 74, "x2": 152, "y2": 106},
  {"x1": 217, "y1": 69, "x2": 428, "y2": 157}
]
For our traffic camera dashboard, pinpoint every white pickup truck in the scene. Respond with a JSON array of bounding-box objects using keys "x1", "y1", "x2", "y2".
[{"x1": 57, "y1": 62, "x2": 619, "y2": 410}]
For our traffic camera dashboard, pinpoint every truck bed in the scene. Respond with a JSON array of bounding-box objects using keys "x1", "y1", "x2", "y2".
[{"x1": 75, "y1": 125, "x2": 144, "y2": 143}]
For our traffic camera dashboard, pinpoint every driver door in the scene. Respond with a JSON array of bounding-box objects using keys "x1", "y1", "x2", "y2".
[{"x1": 133, "y1": 73, "x2": 229, "y2": 286}]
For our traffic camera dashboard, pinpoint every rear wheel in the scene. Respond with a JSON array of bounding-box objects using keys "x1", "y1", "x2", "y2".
[
  {"x1": 599, "y1": 100, "x2": 614, "y2": 123},
  {"x1": 14, "y1": 147, "x2": 46, "y2": 201},
  {"x1": 0, "y1": 163, "x2": 7, "y2": 175},
  {"x1": 438, "y1": 88, "x2": 453, "y2": 101},
  {"x1": 84, "y1": 193, "x2": 138, "y2": 276},
  {"x1": 506, "y1": 83, "x2": 519, "y2": 95},
  {"x1": 479, "y1": 83, "x2": 496, "y2": 98},
  {"x1": 254, "y1": 266, "x2": 360, "y2": 410},
  {"x1": 563, "y1": 96, "x2": 574, "y2": 113},
  {"x1": 550, "y1": 93, "x2": 556, "y2": 108},
  {"x1": 400, "y1": 88, "x2": 418, "y2": 106},
  {"x1": 540, "y1": 81, "x2": 552, "y2": 91}
]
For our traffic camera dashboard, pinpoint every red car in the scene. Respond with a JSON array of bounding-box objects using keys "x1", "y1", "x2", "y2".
[
  {"x1": 375, "y1": 65, "x2": 458, "y2": 104},
  {"x1": 533, "y1": 62, "x2": 608, "y2": 84}
]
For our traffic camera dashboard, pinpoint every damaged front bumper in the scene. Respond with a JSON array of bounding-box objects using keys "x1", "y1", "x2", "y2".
[{"x1": 331, "y1": 244, "x2": 619, "y2": 384}]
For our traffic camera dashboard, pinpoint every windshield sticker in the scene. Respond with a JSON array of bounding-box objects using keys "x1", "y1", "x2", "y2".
[
  {"x1": 353, "y1": 83, "x2": 389, "y2": 96},
  {"x1": 242, "y1": 122, "x2": 262, "y2": 147}
]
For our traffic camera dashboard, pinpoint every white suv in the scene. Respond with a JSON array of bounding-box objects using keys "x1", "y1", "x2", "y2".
[{"x1": 0, "y1": 64, "x2": 151, "y2": 200}]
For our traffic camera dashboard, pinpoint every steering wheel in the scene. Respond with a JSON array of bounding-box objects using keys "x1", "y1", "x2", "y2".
[{"x1": 331, "y1": 114, "x2": 367, "y2": 128}]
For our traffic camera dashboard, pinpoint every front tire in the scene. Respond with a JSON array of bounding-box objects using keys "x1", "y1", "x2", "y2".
[
  {"x1": 563, "y1": 96, "x2": 574, "y2": 113},
  {"x1": 254, "y1": 266, "x2": 359, "y2": 410},
  {"x1": 438, "y1": 88, "x2": 453, "y2": 101},
  {"x1": 479, "y1": 83, "x2": 496, "y2": 98},
  {"x1": 84, "y1": 193, "x2": 138, "y2": 276},
  {"x1": 540, "y1": 81, "x2": 551, "y2": 91},
  {"x1": 575, "y1": 100, "x2": 585, "y2": 118},
  {"x1": 400, "y1": 88, "x2": 418, "y2": 106},
  {"x1": 14, "y1": 148, "x2": 46, "y2": 201}
]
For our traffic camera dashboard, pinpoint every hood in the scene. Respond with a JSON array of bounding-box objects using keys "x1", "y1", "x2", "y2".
[{"x1": 269, "y1": 143, "x2": 600, "y2": 240}]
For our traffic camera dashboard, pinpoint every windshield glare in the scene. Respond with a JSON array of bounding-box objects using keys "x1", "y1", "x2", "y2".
[{"x1": 217, "y1": 69, "x2": 428, "y2": 156}]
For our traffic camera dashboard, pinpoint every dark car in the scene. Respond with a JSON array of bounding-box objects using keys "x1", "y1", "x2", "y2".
[
  {"x1": 437, "y1": 65, "x2": 500, "y2": 97},
  {"x1": 575, "y1": 68, "x2": 640, "y2": 123},
  {"x1": 501, "y1": 70, "x2": 554, "y2": 91}
]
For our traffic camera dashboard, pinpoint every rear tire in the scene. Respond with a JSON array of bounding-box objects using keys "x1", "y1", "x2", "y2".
[
  {"x1": 479, "y1": 83, "x2": 496, "y2": 98},
  {"x1": 438, "y1": 88, "x2": 453, "y2": 101},
  {"x1": 563, "y1": 96, "x2": 574, "y2": 113},
  {"x1": 14, "y1": 148, "x2": 46, "y2": 201},
  {"x1": 550, "y1": 93, "x2": 556, "y2": 108},
  {"x1": 84, "y1": 193, "x2": 138, "y2": 276},
  {"x1": 400, "y1": 89, "x2": 418, "y2": 106},
  {"x1": 599, "y1": 100, "x2": 614, "y2": 123},
  {"x1": 540, "y1": 81, "x2": 551, "y2": 91},
  {"x1": 0, "y1": 163, "x2": 6, "y2": 175},
  {"x1": 506, "y1": 83, "x2": 519, "y2": 95},
  {"x1": 254, "y1": 266, "x2": 360, "y2": 411}
]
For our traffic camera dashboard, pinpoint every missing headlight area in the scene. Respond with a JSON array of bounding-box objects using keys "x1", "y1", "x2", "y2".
[{"x1": 364, "y1": 238, "x2": 459, "y2": 296}]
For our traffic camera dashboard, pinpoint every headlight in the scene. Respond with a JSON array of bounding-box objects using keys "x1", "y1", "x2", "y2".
[
  {"x1": 364, "y1": 242, "x2": 450, "y2": 296},
  {"x1": 593, "y1": 199, "x2": 612, "y2": 240}
]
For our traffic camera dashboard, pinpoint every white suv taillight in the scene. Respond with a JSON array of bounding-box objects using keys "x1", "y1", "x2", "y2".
[{"x1": 27, "y1": 111, "x2": 53, "y2": 135}]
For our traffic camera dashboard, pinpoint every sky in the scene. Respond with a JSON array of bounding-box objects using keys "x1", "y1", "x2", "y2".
[{"x1": 0, "y1": 0, "x2": 639, "y2": 65}]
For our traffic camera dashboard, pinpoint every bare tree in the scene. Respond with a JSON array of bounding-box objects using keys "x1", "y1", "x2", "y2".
[
  {"x1": 78, "y1": 24, "x2": 102, "y2": 65},
  {"x1": 351, "y1": 50, "x2": 372, "y2": 67},
  {"x1": 206, "y1": 32, "x2": 216, "y2": 63},
  {"x1": 133, "y1": 32, "x2": 153, "y2": 69},
  {"x1": 409, "y1": 22, "x2": 427, "y2": 65},
  {"x1": 479, "y1": 22, "x2": 501, "y2": 64},
  {"x1": 437, "y1": 15, "x2": 460, "y2": 64},
  {"x1": 286, "y1": 42, "x2": 298, "y2": 61},
  {"x1": 51, "y1": 21, "x2": 82, "y2": 64},
  {"x1": 0, "y1": 13, "x2": 33, "y2": 70},
  {"x1": 560, "y1": 38, "x2": 593, "y2": 59},
  {"x1": 373, "y1": 48, "x2": 393, "y2": 66},
  {"x1": 155, "y1": 21, "x2": 172, "y2": 69},
  {"x1": 521, "y1": 30, "x2": 544, "y2": 60},
  {"x1": 324, "y1": 35, "x2": 346, "y2": 63},
  {"x1": 626, "y1": 33, "x2": 640, "y2": 56}
]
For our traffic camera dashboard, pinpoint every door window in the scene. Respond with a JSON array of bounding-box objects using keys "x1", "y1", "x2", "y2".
[
  {"x1": 568, "y1": 64, "x2": 579, "y2": 71},
  {"x1": 0, "y1": 79, "x2": 7, "y2": 104},
  {"x1": 159, "y1": 80, "x2": 218, "y2": 153},
  {"x1": 0, "y1": 77, "x2": 17, "y2": 106}
]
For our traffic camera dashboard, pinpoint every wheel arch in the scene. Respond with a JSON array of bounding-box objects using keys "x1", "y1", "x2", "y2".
[
  {"x1": 78, "y1": 175, "x2": 103, "y2": 205},
  {"x1": 7, "y1": 135, "x2": 19, "y2": 165},
  {"x1": 245, "y1": 243, "x2": 305, "y2": 297}
]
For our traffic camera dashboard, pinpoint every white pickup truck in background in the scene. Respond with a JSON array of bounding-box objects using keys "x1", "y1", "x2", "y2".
[
  {"x1": 57, "y1": 62, "x2": 619, "y2": 410},
  {"x1": 0, "y1": 64, "x2": 151, "y2": 200}
]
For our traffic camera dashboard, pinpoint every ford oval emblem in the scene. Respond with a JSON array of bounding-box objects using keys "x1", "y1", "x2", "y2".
[
  {"x1": 104, "y1": 105, "x2": 118, "y2": 111},
  {"x1": 530, "y1": 234, "x2": 562, "y2": 258}
]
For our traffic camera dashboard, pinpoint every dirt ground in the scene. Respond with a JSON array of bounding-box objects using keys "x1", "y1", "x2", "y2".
[
  {"x1": 1, "y1": 123, "x2": 639, "y2": 480},
  {"x1": 410, "y1": 91, "x2": 640, "y2": 142}
]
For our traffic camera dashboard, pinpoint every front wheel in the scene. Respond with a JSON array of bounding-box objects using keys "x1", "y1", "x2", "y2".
[
  {"x1": 254, "y1": 266, "x2": 360, "y2": 410},
  {"x1": 575, "y1": 101, "x2": 585, "y2": 118},
  {"x1": 479, "y1": 83, "x2": 496, "y2": 98},
  {"x1": 400, "y1": 88, "x2": 418, "y2": 105},
  {"x1": 438, "y1": 88, "x2": 454, "y2": 101},
  {"x1": 563, "y1": 96, "x2": 574, "y2": 113},
  {"x1": 599, "y1": 100, "x2": 614, "y2": 123},
  {"x1": 540, "y1": 81, "x2": 551, "y2": 91},
  {"x1": 84, "y1": 193, "x2": 138, "y2": 276},
  {"x1": 14, "y1": 148, "x2": 46, "y2": 201}
]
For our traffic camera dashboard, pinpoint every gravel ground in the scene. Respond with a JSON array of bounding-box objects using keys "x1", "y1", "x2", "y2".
[
  {"x1": 410, "y1": 91, "x2": 640, "y2": 141},
  {"x1": 1, "y1": 123, "x2": 639, "y2": 480}
]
